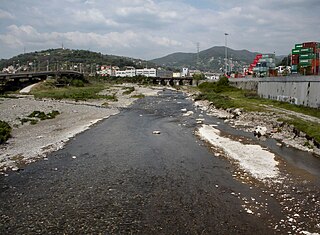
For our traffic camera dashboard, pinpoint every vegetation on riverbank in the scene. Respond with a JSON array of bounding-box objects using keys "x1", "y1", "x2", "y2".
[
  {"x1": 195, "y1": 77, "x2": 320, "y2": 143},
  {"x1": 0, "y1": 120, "x2": 11, "y2": 144},
  {"x1": 30, "y1": 79, "x2": 118, "y2": 102},
  {"x1": 19, "y1": 110, "x2": 61, "y2": 125},
  {"x1": 122, "y1": 86, "x2": 135, "y2": 95}
]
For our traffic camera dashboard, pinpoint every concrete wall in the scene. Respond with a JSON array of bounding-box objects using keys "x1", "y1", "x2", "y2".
[
  {"x1": 229, "y1": 76, "x2": 320, "y2": 108},
  {"x1": 229, "y1": 78, "x2": 258, "y2": 91}
]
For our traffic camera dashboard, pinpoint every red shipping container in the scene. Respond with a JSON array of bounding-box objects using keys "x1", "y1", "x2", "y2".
[
  {"x1": 312, "y1": 59, "x2": 320, "y2": 66},
  {"x1": 292, "y1": 60, "x2": 299, "y2": 65},
  {"x1": 292, "y1": 54, "x2": 299, "y2": 59},
  {"x1": 256, "y1": 54, "x2": 262, "y2": 59},
  {"x1": 303, "y1": 42, "x2": 318, "y2": 48}
]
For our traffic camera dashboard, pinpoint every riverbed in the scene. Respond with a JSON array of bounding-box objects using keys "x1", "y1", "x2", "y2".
[{"x1": 0, "y1": 88, "x2": 319, "y2": 234}]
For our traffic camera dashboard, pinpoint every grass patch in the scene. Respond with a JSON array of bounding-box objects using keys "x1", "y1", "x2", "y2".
[
  {"x1": 28, "y1": 110, "x2": 60, "y2": 120},
  {"x1": 280, "y1": 117, "x2": 320, "y2": 144},
  {"x1": 19, "y1": 110, "x2": 60, "y2": 125},
  {"x1": 122, "y1": 86, "x2": 135, "y2": 95},
  {"x1": 0, "y1": 120, "x2": 12, "y2": 144},
  {"x1": 31, "y1": 81, "x2": 117, "y2": 102},
  {"x1": 131, "y1": 94, "x2": 145, "y2": 99}
]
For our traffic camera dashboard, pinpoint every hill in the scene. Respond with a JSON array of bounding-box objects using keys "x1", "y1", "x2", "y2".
[
  {"x1": 150, "y1": 46, "x2": 261, "y2": 72},
  {"x1": 0, "y1": 48, "x2": 154, "y2": 73}
]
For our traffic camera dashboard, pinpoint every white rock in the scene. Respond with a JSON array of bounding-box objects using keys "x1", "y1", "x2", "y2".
[
  {"x1": 11, "y1": 167, "x2": 19, "y2": 171},
  {"x1": 182, "y1": 111, "x2": 194, "y2": 116},
  {"x1": 254, "y1": 126, "x2": 268, "y2": 137}
]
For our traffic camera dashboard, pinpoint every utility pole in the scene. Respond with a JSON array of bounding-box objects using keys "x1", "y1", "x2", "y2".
[
  {"x1": 225, "y1": 33, "x2": 229, "y2": 74},
  {"x1": 196, "y1": 42, "x2": 200, "y2": 68}
]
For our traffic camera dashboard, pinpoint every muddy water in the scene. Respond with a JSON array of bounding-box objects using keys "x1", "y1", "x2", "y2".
[{"x1": 0, "y1": 89, "x2": 319, "y2": 234}]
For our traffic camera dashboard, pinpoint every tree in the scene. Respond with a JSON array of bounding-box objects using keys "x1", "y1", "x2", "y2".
[{"x1": 192, "y1": 73, "x2": 205, "y2": 86}]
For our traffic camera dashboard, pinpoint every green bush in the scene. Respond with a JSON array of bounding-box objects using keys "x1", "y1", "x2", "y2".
[
  {"x1": 0, "y1": 120, "x2": 12, "y2": 144},
  {"x1": 71, "y1": 79, "x2": 85, "y2": 87},
  {"x1": 122, "y1": 86, "x2": 135, "y2": 95}
]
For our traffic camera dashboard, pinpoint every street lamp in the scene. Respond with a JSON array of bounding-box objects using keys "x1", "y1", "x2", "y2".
[{"x1": 225, "y1": 33, "x2": 229, "y2": 74}]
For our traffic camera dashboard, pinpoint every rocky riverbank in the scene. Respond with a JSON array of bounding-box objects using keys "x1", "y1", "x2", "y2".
[
  {"x1": 193, "y1": 99, "x2": 320, "y2": 157},
  {"x1": 0, "y1": 84, "x2": 161, "y2": 173}
]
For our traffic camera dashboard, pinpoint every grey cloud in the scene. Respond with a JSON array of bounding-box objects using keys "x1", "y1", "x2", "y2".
[{"x1": 0, "y1": 0, "x2": 319, "y2": 59}]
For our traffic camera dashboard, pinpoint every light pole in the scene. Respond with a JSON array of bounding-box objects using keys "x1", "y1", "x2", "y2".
[{"x1": 225, "y1": 33, "x2": 229, "y2": 74}]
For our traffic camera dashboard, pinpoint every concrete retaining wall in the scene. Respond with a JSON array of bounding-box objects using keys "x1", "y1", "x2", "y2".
[{"x1": 229, "y1": 76, "x2": 320, "y2": 108}]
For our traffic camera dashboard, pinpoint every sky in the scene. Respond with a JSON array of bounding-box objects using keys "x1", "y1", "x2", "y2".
[{"x1": 0, "y1": 0, "x2": 320, "y2": 60}]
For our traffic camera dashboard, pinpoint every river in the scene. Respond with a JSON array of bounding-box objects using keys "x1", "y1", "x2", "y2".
[{"x1": 0, "y1": 89, "x2": 319, "y2": 234}]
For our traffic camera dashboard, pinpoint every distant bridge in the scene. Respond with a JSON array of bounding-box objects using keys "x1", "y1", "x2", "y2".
[
  {"x1": 152, "y1": 77, "x2": 193, "y2": 86},
  {"x1": 0, "y1": 70, "x2": 84, "y2": 92}
]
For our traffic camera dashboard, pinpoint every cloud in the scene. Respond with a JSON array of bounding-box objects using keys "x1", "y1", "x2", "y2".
[
  {"x1": 0, "y1": 0, "x2": 319, "y2": 59},
  {"x1": 0, "y1": 9, "x2": 14, "y2": 19}
]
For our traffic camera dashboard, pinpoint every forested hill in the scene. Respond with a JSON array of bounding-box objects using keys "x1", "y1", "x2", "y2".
[
  {"x1": 150, "y1": 46, "x2": 261, "y2": 72},
  {"x1": 0, "y1": 48, "x2": 154, "y2": 71}
]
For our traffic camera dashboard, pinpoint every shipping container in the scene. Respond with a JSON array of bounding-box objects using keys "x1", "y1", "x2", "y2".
[
  {"x1": 259, "y1": 67, "x2": 268, "y2": 72},
  {"x1": 292, "y1": 54, "x2": 299, "y2": 59},
  {"x1": 291, "y1": 65, "x2": 298, "y2": 71},
  {"x1": 312, "y1": 59, "x2": 320, "y2": 66},
  {"x1": 300, "y1": 53, "x2": 316, "y2": 59},
  {"x1": 300, "y1": 48, "x2": 315, "y2": 53},
  {"x1": 259, "y1": 58, "x2": 267, "y2": 62},
  {"x1": 303, "y1": 42, "x2": 318, "y2": 48},
  {"x1": 295, "y1": 44, "x2": 303, "y2": 49},
  {"x1": 262, "y1": 54, "x2": 275, "y2": 58},
  {"x1": 292, "y1": 58, "x2": 299, "y2": 65},
  {"x1": 260, "y1": 62, "x2": 267, "y2": 67},
  {"x1": 292, "y1": 49, "x2": 300, "y2": 54},
  {"x1": 300, "y1": 59, "x2": 312, "y2": 63}
]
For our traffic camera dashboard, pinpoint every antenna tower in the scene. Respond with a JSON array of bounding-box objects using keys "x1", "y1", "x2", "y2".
[{"x1": 196, "y1": 42, "x2": 200, "y2": 67}]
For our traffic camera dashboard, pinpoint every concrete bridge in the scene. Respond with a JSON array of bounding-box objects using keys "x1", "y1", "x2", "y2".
[
  {"x1": 152, "y1": 77, "x2": 193, "y2": 86},
  {"x1": 0, "y1": 70, "x2": 84, "y2": 92}
]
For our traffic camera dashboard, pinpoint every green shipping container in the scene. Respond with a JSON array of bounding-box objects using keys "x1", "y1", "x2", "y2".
[
  {"x1": 291, "y1": 65, "x2": 298, "y2": 71},
  {"x1": 261, "y1": 54, "x2": 274, "y2": 58},
  {"x1": 295, "y1": 44, "x2": 303, "y2": 49},
  {"x1": 300, "y1": 48, "x2": 314, "y2": 53},
  {"x1": 299, "y1": 59, "x2": 312, "y2": 66},
  {"x1": 300, "y1": 53, "x2": 316, "y2": 59},
  {"x1": 292, "y1": 49, "x2": 300, "y2": 54}
]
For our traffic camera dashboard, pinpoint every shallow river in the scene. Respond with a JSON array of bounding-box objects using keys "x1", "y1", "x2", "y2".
[{"x1": 0, "y1": 89, "x2": 319, "y2": 234}]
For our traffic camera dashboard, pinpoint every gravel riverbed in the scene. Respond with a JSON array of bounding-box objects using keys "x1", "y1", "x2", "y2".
[{"x1": 0, "y1": 84, "x2": 160, "y2": 172}]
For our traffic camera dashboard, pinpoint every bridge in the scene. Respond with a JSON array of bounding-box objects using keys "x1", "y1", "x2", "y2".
[
  {"x1": 152, "y1": 77, "x2": 193, "y2": 86},
  {"x1": 0, "y1": 70, "x2": 84, "y2": 92}
]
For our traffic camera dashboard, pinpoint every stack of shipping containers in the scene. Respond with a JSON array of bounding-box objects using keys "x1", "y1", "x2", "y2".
[
  {"x1": 248, "y1": 54, "x2": 276, "y2": 77},
  {"x1": 291, "y1": 42, "x2": 320, "y2": 75}
]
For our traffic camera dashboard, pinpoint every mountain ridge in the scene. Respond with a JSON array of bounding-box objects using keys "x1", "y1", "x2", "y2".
[{"x1": 150, "y1": 46, "x2": 261, "y2": 72}]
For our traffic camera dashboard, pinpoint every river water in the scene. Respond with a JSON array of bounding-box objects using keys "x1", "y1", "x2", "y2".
[{"x1": 0, "y1": 89, "x2": 319, "y2": 234}]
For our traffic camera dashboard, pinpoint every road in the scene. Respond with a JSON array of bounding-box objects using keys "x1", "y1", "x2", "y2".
[{"x1": 1, "y1": 89, "x2": 319, "y2": 234}]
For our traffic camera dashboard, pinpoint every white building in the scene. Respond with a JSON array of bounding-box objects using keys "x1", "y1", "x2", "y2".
[
  {"x1": 182, "y1": 68, "x2": 189, "y2": 77},
  {"x1": 136, "y1": 68, "x2": 157, "y2": 77},
  {"x1": 173, "y1": 72, "x2": 181, "y2": 78}
]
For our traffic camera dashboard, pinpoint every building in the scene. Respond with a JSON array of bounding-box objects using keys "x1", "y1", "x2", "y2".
[
  {"x1": 135, "y1": 68, "x2": 157, "y2": 77},
  {"x1": 182, "y1": 68, "x2": 189, "y2": 77}
]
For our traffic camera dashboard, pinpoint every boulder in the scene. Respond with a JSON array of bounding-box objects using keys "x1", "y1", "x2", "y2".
[{"x1": 254, "y1": 126, "x2": 268, "y2": 137}]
